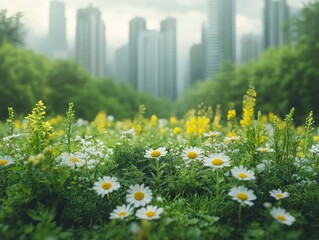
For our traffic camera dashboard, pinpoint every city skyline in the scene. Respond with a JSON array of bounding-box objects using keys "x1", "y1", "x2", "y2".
[{"x1": 2, "y1": 0, "x2": 308, "y2": 96}]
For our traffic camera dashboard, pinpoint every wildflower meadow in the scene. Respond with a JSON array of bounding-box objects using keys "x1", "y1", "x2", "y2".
[{"x1": 1, "y1": 87, "x2": 319, "y2": 240}]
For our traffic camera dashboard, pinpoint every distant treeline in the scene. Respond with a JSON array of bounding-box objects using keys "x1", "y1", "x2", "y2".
[{"x1": 0, "y1": 41, "x2": 174, "y2": 120}]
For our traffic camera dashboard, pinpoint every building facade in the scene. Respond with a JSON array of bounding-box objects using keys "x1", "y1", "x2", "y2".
[
  {"x1": 159, "y1": 18, "x2": 177, "y2": 99},
  {"x1": 129, "y1": 17, "x2": 177, "y2": 99},
  {"x1": 240, "y1": 34, "x2": 261, "y2": 64},
  {"x1": 137, "y1": 30, "x2": 161, "y2": 97},
  {"x1": 75, "y1": 5, "x2": 106, "y2": 77},
  {"x1": 115, "y1": 44, "x2": 129, "y2": 82},
  {"x1": 129, "y1": 18, "x2": 147, "y2": 89},
  {"x1": 263, "y1": 0, "x2": 290, "y2": 49},
  {"x1": 189, "y1": 44, "x2": 204, "y2": 85},
  {"x1": 205, "y1": 0, "x2": 235, "y2": 79},
  {"x1": 48, "y1": 0, "x2": 67, "y2": 58}
]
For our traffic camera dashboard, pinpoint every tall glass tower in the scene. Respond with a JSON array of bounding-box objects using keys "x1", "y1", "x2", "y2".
[
  {"x1": 75, "y1": 5, "x2": 106, "y2": 77},
  {"x1": 205, "y1": 0, "x2": 235, "y2": 79},
  {"x1": 129, "y1": 18, "x2": 147, "y2": 89},
  {"x1": 159, "y1": 17, "x2": 177, "y2": 99},
  {"x1": 48, "y1": 0, "x2": 67, "y2": 58},
  {"x1": 263, "y1": 0, "x2": 290, "y2": 49}
]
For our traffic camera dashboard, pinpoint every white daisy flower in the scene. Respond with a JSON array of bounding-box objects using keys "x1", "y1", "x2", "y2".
[
  {"x1": 309, "y1": 144, "x2": 319, "y2": 154},
  {"x1": 182, "y1": 147, "x2": 204, "y2": 162},
  {"x1": 0, "y1": 156, "x2": 14, "y2": 167},
  {"x1": 93, "y1": 176, "x2": 121, "y2": 197},
  {"x1": 120, "y1": 128, "x2": 135, "y2": 135},
  {"x1": 204, "y1": 131, "x2": 221, "y2": 138},
  {"x1": 58, "y1": 152, "x2": 87, "y2": 169},
  {"x1": 224, "y1": 136, "x2": 240, "y2": 143},
  {"x1": 203, "y1": 153, "x2": 231, "y2": 169},
  {"x1": 107, "y1": 115, "x2": 114, "y2": 122},
  {"x1": 136, "y1": 205, "x2": 164, "y2": 220},
  {"x1": 256, "y1": 147, "x2": 275, "y2": 153},
  {"x1": 126, "y1": 184, "x2": 153, "y2": 207},
  {"x1": 269, "y1": 189, "x2": 289, "y2": 200},
  {"x1": 109, "y1": 204, "x2": 134, "y2": 220},
  {"x1": 270, "y1": 207, "x2": 296, "y2": 226},
  {"x1": 231, "y1": 165, "x2": 256, "y2": 181},
  {"x1": 144, "y1": 147, "x2": 167, "y2": 159},
  {"x1": 228, "y1": 186, "x2": 257, "y2": 206}
]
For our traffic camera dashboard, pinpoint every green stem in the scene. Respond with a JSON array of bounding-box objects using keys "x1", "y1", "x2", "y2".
[
  {"x1": 238, "y1": 204, "x2": 242, "y2": 228},
  {"x1": 156, "y1": 159, "x2": 160, "y2": 184},
  {"x1": 216, "y1": 169, "x2": 220, "y2": 200}
]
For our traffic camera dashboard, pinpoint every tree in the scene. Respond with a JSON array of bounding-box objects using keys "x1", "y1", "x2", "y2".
[
  {"x1": 0, "y1": 42, "x2": 51, "y2": 118},
  {"x1": 47, "y1": 60, "x2": 93, "y2": 116},
  {"x1": 0, "y1": 9, "x2": 24, "y2": 47}
]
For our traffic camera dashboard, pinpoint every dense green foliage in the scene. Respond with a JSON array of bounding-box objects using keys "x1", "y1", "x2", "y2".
[
  {"x1": 176, "y1": 1, "x2": 319, "y2": 124},
  {"x1": 0, "y1": 42, "x2": 173, "y2": 120}
]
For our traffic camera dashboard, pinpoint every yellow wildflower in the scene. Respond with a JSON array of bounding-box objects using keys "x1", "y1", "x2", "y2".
[
  {"x1": 170, "y1": 116, "x2": 177, "y2": 124},
  {"x1": 240, "y1": 86, "x2": 256, "y2": 129},
  {"x1": 173, "y1": 127, "x2": 182, "y2": 135},
  {"x1": 150, "y1": 115, "x2": 158, "y2": 127}
]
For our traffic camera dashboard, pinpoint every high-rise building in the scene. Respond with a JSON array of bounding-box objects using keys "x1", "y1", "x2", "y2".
[
  {"x1": 263, "y1": 0, "x2": 290, "y2": 49},
  {"x1": 137, "y1": 30, "x2": 161, "y2": 97},
  {"x1": 75, "y1": 5, "x2": 106, "y2": 77},
  {"x1": 240, "y1": 34, "x2": 261, "y2": 64},
  {"x1": 48, "y1": 0, "x2": 67, "y2": 58},
  {"x1": 129, "y1": 17, "x2": 177, "y2": 99},
  {"x1": 205, "y1": 0, "x2": 235, "y2": 79},
  {"x1": 115, "y1": 44, "x2": 129, "y2": 82},
  {"x1": 159, "y1": 17, "x2": 177, "y2": 99},
  {"x1": 189, "y1": 44, "x2": 204, "y2": 85},
  {"x1": 189, "y1": 22, "x2": 206, "y2": 86},
  {"x1": 129, "y1": 17, "x2": 147, "y2": 88}
]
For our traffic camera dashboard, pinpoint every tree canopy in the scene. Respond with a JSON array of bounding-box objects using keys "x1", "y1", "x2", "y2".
[{"x1": 0, "y1": 9, "x2": 24, "y2": 47}]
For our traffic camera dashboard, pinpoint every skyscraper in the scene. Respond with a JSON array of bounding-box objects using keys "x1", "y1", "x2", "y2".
[
  {"x1": 129, "y1": 18, "x2": 147, "y2": 89},
  {"x1": 48, "y1": 0, "x2": 67, "y2": 58},
  {"x1": 137, "y1": 30, "x2": 161, "y2": 97},
  {"x1": 115, "y1": 44, "x2": 129, "y2": 82},
  {"x1": 75, "y1": 5, "x2": 106, "y2": 77},
  {"x1": 263, "y1": 0, "x2": 290, "y2": 49},
  {"x1": 240, "y1": 34, "x2": 261, "y2": 64},
  {"x1": 205, "y1": 0, "x2": 235, "y2": 79},
  {"x1": 129, "y1": 17, "x2": 177, "y2": 99},
  {"x1": 159, "y1": 17, "x2": 177, "y2": 99},
  {"x1": 189, "y1": 44, "x2": 204, "y2": 85},
  {"x1": 190, "y1": 22, "x2": 206, "y2": 86}
]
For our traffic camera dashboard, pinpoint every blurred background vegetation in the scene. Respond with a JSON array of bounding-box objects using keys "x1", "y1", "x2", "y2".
[{"x1": 0, "y1": 2, "x2": 319, "y2": 123}]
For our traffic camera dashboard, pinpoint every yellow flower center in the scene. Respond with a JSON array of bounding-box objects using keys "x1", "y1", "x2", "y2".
[
  {"x1": 69, "y1": 157, "x2": 79, "y2": 163},
  {"x1": 101, "y1": 182, "x2": 112, "y2": 190},
  {"x1": 146, "y1": 211, "x2": 156, "y2": 217},
  {"x1": 261, "y1": 148, "x2": 268, "y2": 152},
  {"x1": 238, "y1": 173, "x2": 248, "y2": 179},
  {"x1": 237, "y1": 192, "x2": 248, "y2": 201},
  {"x1": 118, "y1": 211, "x2": 127, "y2": 217},
  {"x1": 212, "y1": 158, "x2": 224, "y2": 166},
  {"x1": 277, "y1": 215, "x2": 286, "y2": 221},
  {"x1": 0, "y1": 159, "x2": 8, "y2": 165},
  {"x1": 187, "y1": 151, "x2": 198, "y2": 159},
  {"x1": 151, "y1": 150, "x2": 161, "y2": 158},
  {"x1": 134, "y1": 191, "x2": 145, "y2": 200},
  {"x1": 276, "y1": 193, "x2": 284, "y2": 198}
]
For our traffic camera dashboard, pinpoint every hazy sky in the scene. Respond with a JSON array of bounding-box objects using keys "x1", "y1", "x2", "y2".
[{"x1": 2, "y1": 0, "x2": 308, "y2": 94}]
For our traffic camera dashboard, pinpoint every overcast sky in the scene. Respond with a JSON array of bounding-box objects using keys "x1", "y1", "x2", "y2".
[{"x1": 2, "y1": 0, "x2": 308, "y2": 95}]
